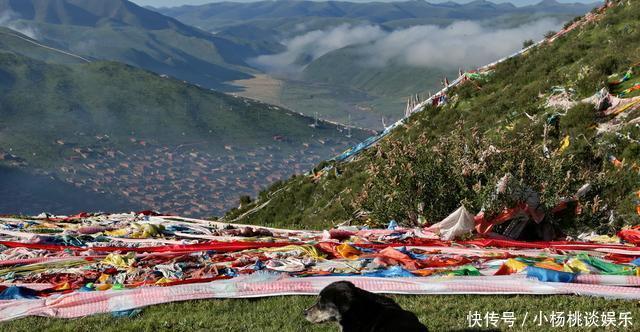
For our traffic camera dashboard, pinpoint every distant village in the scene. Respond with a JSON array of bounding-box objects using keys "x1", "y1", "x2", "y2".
[{"x1": 46, "y1": 134, "x2": 353, "y2": 217}]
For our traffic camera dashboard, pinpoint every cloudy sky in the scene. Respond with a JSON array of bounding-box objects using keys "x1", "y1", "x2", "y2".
[{"x1": 132, "y1": 0, "x2": 599, "y2": 8}]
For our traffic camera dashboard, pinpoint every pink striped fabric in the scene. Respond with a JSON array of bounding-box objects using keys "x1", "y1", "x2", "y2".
[{"x1": 3, "y1": 274, "x2": 640, "y2": 322}]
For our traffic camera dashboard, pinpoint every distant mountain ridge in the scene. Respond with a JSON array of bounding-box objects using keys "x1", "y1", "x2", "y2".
[
  {"x1": 0, "y1": 0, "x2": 187, "y2": 29},
  {"x1": 0, "y1": 0, "x2": 277, "y2": 91},
  {"x1": 157, "y1": 0, "x2": 599, "y2": 31}
]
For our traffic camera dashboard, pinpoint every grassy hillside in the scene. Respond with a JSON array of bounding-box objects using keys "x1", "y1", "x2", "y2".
[
  {"x1": 225, "y1": 0, "x2": 640, "y2": 235},
  {"x1": 0, "y1": 44, "x2": 368, "y2": 216},
  {"x1": 0, "y1": 0, "x2": 273, "y2": 91},
  {"x1": 0, "y1": 54, "x2": 341, "y2": 165}
]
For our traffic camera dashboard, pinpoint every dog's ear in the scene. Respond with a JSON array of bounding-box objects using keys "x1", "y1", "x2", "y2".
[
  {"x1": 333, "y1": 282, "x2": 356, "y2": 314},
  {"x1": 319, "y1": 281, "x2": 361, "y2": 314}
]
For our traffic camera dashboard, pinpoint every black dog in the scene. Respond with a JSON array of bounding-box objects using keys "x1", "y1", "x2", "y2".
[{"x1": 304, "y1": 281, "x2": 428, "y2": 332}]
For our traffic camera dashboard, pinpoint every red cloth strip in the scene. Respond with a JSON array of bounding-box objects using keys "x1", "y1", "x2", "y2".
[
  {"x1": 153, "y1": 276, "x2": 231, "y2": 287},
  {"x1": 462, "y1": 238, "x2": 640, "y2": 251},
  {"x1": 347, "y1": 238, "x2": 638, "y2": 251},
  {"x1": 45, "y1": 212, "x2": 91, "y2": 222}
]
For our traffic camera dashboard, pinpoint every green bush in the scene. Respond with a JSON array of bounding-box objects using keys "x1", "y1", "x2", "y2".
[
  {"x1": 239, "y1": 195, "x2": 252, "y2": 206},
  {"x1": 356, "y1": 124, "x2": 601, "y2": 227},
  {"x1": 595, "y1": 55, "x2": 621, "y2": 76}
]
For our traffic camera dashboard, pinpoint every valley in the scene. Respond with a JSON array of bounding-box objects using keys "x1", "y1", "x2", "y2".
[
  {"x1": 0, "y1": 25, "x2": 368, "y2": 216},
  {"x1": 159, "y1": 0, "x2": 600, "y2": 129}
]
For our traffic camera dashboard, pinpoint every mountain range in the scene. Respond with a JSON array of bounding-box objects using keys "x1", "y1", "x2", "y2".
[
  {"x1": 157, "y1": 0, "x2": 600, "y2": 128},
  {"x1": 0, "y1": 0, "x2": 279, "y2": 91},
  {"x1": 158, "y1": 0, "x2": 599, "y2": 32}
]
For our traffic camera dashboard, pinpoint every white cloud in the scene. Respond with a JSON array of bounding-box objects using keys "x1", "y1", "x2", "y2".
[
  {"x1": 250, "y1": 18, "x2": 563, "y2": 76},
  {"x1": 249, "y1": 24, "x2": 385, "y2": 76},
  {"x1": 365, "y1": 19, "x2": 561, "y2": 68},
  {"x1": 0, "y1": 10, "x2": 40, "y2": 40}
]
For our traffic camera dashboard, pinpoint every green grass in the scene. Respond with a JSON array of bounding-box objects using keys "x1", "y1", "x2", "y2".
[{"x1": 3, "y1": 294, "x2": 640, "y2": 331}]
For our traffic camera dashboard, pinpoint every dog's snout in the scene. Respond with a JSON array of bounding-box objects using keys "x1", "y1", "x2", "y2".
[
  {"x1": 303, "y1": 305, "x2": 312, "y2": 315},
  {"x1": 304, "y1": 303, "x2": 320, "y2": 318}
]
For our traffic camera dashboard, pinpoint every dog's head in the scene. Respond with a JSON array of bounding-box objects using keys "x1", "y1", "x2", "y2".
[{"x1": 304, "y1": 281, "x2": 357, "y2": 323}]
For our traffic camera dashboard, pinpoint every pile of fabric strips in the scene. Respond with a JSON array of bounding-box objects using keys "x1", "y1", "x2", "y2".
[{"x1": 2, "y1": 211, "x2": 640, "y2": 321}]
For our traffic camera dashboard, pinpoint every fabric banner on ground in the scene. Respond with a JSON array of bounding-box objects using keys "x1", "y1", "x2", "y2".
[
  {"x1": 2, "y1": 212, "x2": 640, "y2": 322},
  {"x1": 4, "y1": 273, "x2": 640, "y2": 322}
]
